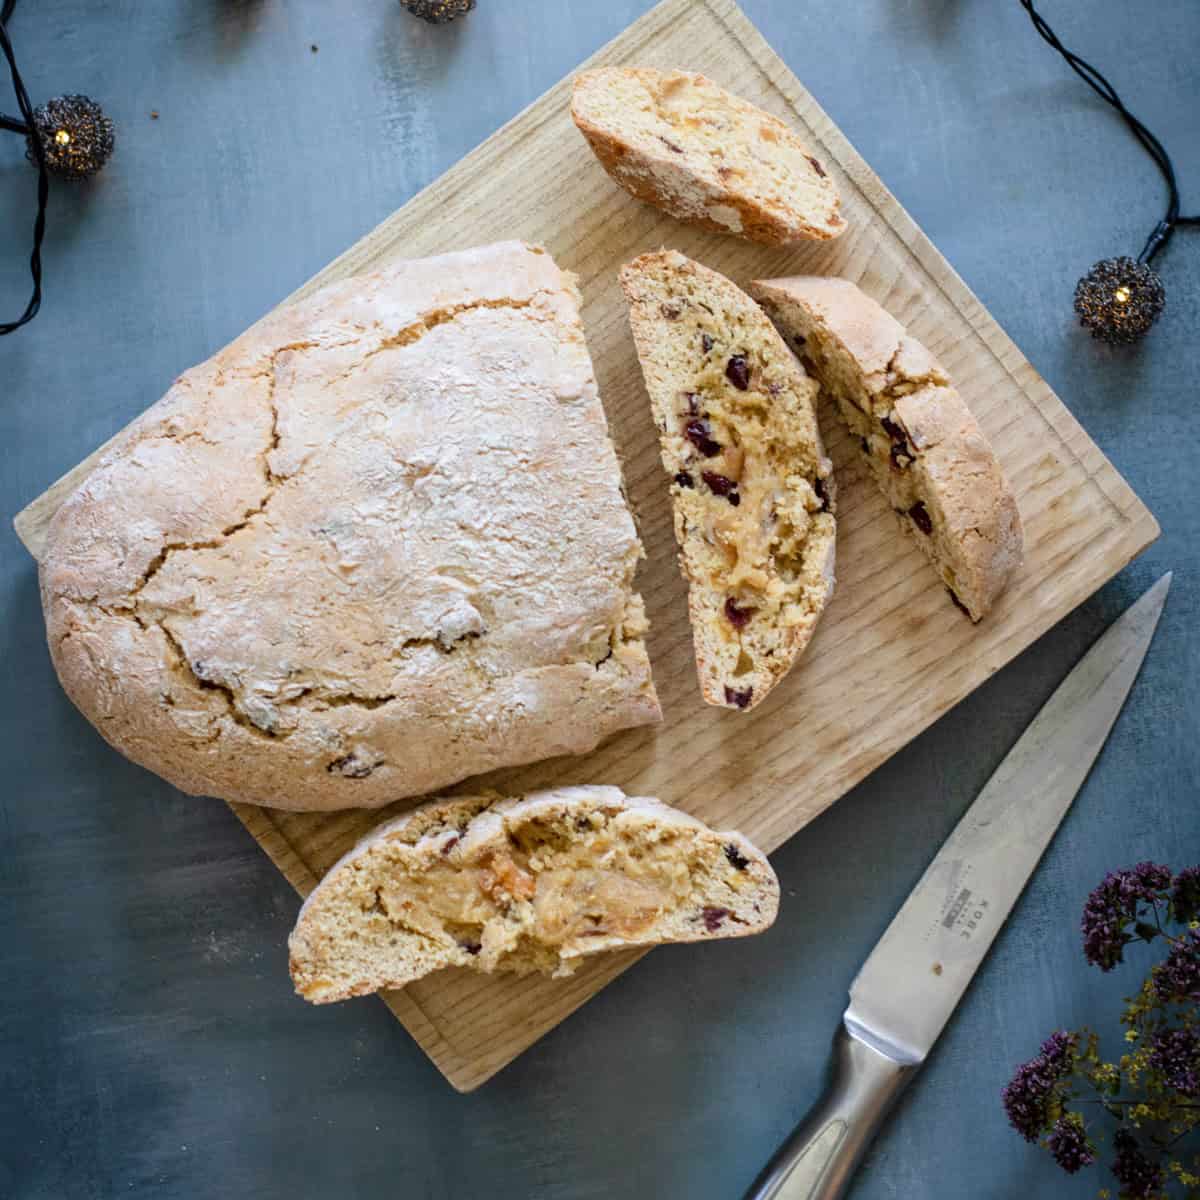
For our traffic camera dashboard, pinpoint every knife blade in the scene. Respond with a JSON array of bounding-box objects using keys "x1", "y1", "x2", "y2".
[{"x1": 744, "y1": 573, "x2": 1171, "y2": 1200}]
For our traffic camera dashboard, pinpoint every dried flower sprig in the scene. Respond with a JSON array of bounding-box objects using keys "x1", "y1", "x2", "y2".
[
  {"x1": 1081, "y1": 862, "x2": 1173, "y2": 971},
  {"x1": 1003, "y1": 863, "x2": 1200, "y2": 1199}
]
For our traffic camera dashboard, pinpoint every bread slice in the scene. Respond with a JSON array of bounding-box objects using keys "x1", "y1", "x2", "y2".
[
  {"x1": 39, "y1": 241, "x2": 661, "y2": 810},
  {"x1": 572, "y1": 67, "x2": 844, "y2": 245},
  {"x1": 288, "y1": 785, "x2": 779, "y2": 1002},
  {"x1": 750, "y1": 276, "x2": 1023, "y2": 620},
  {"x1": 621, "y1": 251, "x2": 836, "y2": 711}
]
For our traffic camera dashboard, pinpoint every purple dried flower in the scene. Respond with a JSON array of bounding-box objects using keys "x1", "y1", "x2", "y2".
[
  {"x1": 1046, "y1": 1113, "x2": 1095, "y2": 1174},
  {"x1": 1171, "y1": 865, "x2": 1200, "y2": 925},
  {"x1": 1002, "y1": 1063, "x2": 1051, "y2": 1142},
  {"x1": 1134, "y1": 861, "x2": 1172, "y2": 889},
  {"x1": 1002, "y1": 1031, "x2": 1077, "y2": 1141},
  {"x1": 1148, "y1": 1027, "x2": 1200, "y2": 1097},
  {"x1": 1156, "y1": 929, "x2": 1200, "y2": 1002},
  {"x1": 1110, "y1": 1128, "x2": 1163, "y2": 1199},
  {"x1": 1002, "y1": 865, "x2": 1200, "y2": 1191},
  {"x1": 1039, "y1": 1030, "x2": 1076, "y2": 1072},
  {"x1": 1080, "y1": 862, "x2": 1172, "y2": 970}
]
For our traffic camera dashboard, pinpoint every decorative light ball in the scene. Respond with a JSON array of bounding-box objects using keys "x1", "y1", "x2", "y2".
[
  {"x1": 25, "y1": 95, "x2": 115, "y2": 181},
  {"x1": 400, "y1": 0, "x2": 475, "y2": 23},
  {"x1": 1073, "y1": 256, "x2": 1166, "y2": 345}
]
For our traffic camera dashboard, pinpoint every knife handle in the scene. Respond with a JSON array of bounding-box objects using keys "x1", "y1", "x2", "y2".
[{"x1": 742, "y1": 1024, "x2": 918, "y2": 1200}]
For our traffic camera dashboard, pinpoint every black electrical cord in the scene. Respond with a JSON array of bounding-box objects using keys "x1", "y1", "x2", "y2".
[
  {"x1": 0, "y1": 0, "x2": 26, "y2": 136},
  {"x1": 1020, "y1": 0, "x2": 1198, "y2": 265},
  {"x1": 1, "y1": 0, "x2": 48, "y2": 334}
]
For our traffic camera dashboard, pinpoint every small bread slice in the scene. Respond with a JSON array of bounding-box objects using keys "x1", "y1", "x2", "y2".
[
  {"x1": 572, "y1": 67, "x2": 844, "y2": 245},
  {"x1": 750, "y1": 275, "x2": 1023, "y2": 620},
  {"x1": 288, "y1": 786, "x2": 778, "y2": 1002},
  {"x1": 621, "y1": 251, "x2": 836, "y2": 711}
]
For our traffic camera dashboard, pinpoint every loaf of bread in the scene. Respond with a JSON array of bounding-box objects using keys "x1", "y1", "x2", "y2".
[
  {"x1": 40, "y1": 241, "x2": 661, "y2": 810},
  {"x1": 571, "y1": 67, "x2": 844, "y2": 245},
  {"x1": 289, "y1": 785, "x2": 779, "y2": 1002},
  {"x1": 750, "y1": 276, "x2": 1023, "y2": 619},
  {"x1": 621, "y1": 251, "x2": 837, "y2": 711}
]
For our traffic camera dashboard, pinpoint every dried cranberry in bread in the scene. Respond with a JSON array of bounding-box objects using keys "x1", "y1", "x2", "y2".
[
  {"x1": 750, "y1": 275, "x2": 1023, "y2": 620},
  {"x1": 40, "y1": 242, "x2": 660, "y2": 810},
  {"x1": 571, "y1": 67, "x2": 844, "y2": 245},
  {"x1": 288, "y1": 785, "x2": 779, "y2": 1001},
  {"x1": 621, "y1": 251, "x2": 837, "y2": 712}
]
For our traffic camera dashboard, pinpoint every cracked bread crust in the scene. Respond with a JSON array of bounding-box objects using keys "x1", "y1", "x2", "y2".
[
  {"x1": 571, "y1": 68, "x2": 844, "y2": 245},
  {"x1": 288, "y1": 785, "x2": 779, "y2": 1002},
  {"x1": 621, "y1": 252, "x2": 836, "y2": 711},
  {"x1": 750, "y1": 275, "x2": 1023, "y2": 620},
  {"x1": 40, "y1": 241, "x2": 661, "y2": 810}
]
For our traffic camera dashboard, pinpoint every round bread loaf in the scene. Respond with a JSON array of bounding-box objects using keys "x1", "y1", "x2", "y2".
[{"x1": 40, "y1": 242, "x2": 660, "y2": 810}]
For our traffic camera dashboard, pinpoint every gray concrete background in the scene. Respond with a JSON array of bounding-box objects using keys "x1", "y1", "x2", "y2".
[{"x1": 1, "y1": 2, "x2": 1197, "y2": 1197}]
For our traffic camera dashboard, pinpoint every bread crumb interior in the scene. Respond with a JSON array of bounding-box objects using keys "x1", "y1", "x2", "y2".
[
  {"x1": 577, "y1": 69, "x2": 839, "y2": 235},
  {"x1": 629, "y1": 261, "x2": 836, "y2": 707},
  {"x1": 755, "y1": 291, "x2": 980, "y2": 614},
  {"x1": 296, "y1": 804, "x2": 763, "y2": 998}
]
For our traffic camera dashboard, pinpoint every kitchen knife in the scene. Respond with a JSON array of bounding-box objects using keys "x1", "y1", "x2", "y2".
[{"x1": 744, "y1": 573, "x2": 1172, "y2": 1200}]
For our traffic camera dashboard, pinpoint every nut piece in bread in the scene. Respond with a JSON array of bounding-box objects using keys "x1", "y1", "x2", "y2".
[
  {"x1": 750, "y1": 275, "x2": 1023, "y2": 619},
  {"x1": 40, "y1": 242, "x2": 660, "y2": 810},
  {"x1": 621, "y1": 251, "x2": 837, "y2": 711},
  {"x1": 572, "y1": 67, "x2": 844, "y2": 245},
  {"x1": 288, "y1": 785, "x2": 780, "y2": 1001}
]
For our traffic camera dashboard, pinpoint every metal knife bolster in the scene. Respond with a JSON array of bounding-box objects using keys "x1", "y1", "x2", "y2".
[{"x1": 842, "y1": 1010, "x2": 925, "y2": 1068}]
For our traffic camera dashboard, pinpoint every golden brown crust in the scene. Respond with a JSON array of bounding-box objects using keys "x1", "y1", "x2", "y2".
[
  {"x1": 40, "y1": 242, "x2": 661, "y2": 810},
  {"x1": 751, "y1": 275, "x2": 1023, "y2": 619}
]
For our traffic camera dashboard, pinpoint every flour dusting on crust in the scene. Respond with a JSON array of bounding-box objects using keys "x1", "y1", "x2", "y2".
[{"x1": 40, "y1": 242, "x2": 661, "y2": 810}]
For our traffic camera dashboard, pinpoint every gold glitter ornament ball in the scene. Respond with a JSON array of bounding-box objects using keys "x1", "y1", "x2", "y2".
[
  {"x1": 25, "y1": 95, "x2": 115, "y2": 181},
  {"x1": 400, "y1": 0, "x2": 475, "y2": 22},
  {"x1": 1073, "y1": 256, "x2": 1166, "y2": 345}
]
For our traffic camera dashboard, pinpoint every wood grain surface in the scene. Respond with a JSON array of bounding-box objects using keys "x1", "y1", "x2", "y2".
[{"x1": 12, "y1": 0, "x2": 1158, "y2": 1092}]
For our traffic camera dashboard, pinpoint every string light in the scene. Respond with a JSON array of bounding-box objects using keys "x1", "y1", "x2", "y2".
[
  {"x1": 400, "y1": 0, "x2": 475, "y2": 22},
  {"x1": 0, "y1": 0, "x2": 115, "y2": 334},
  {"x1": 1073, "y1": 257, "x2": 1166, "y2": 346},
  {"x1": 26, "y1": 94, "x2": 115, "y2": 181},
  {"x1": 1022, "y1": 1, "x2": 1197, "y2": 345}
]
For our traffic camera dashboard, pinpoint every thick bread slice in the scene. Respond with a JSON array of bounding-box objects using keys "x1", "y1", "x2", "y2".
[
  {"x1": 40, "y1": 242, "x2": 661, "y2": 810},
  {"x1": 288, "y1": 785, "x2": 779, "y2": 1002},
  {"x1": 571, "y1": 67, "x2": 844, "y2": 245},
  {"x1": 750, "y1": 275, "x2": 1023, "y2": 620},
  {"x1": 621, "y1": 251, "x2": 837, "y2": 711}
]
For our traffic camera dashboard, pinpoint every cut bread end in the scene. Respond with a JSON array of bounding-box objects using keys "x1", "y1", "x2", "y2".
[
  {"x1": 621, "y1": 251, "x2": 836, "y2": 711},
  {"x1": 288, "y1": 786, "x2": 779, "y2": 1003},
  {"x1": 750, "y1": 275, "x2": 1024, "y2": 620},
  {"x1": 572, "y1": 67, "x2": 845, "y2": 245}
]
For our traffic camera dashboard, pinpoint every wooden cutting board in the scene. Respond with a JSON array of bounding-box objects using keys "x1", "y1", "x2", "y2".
[{"x1": 14, "y1": 0, "x2": 1157, "y2": 1092}]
